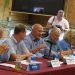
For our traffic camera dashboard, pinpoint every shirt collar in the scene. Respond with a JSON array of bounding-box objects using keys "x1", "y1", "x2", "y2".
[
  {"x1": 30, "y1": 33, "x2": 35, "y2": 41},
  {"x1": 30, "y1": 33, "x2": 40, "y2": 42},
  {"x1": 11, "y1": 35, "x2": 18, "y2": 44}
]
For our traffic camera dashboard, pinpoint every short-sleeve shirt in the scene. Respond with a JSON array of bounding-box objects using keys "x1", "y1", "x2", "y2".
[
  {"x1": 24, "y1": 33, "x2": 46, "y2": 57},
  {"x1": 2, "y1": 36, "x2": 29, "y2": 60},
  {"x1": 48, "y1": 16, "x2": 69, "y2": 30}
]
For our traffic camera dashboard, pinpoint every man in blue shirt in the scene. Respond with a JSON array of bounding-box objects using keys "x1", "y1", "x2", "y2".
[
  {"x1": 0, "y1": 26, "x2": 9, "y2": 61},
  {"x1": 44, "y1": 27, "x2": 62, "y2": 58},
  {"x1": 3, "y1": 23, "x2": 32, "y2": 61},
  {"x1": 24, "y1": 24, "x2": 47, "y2": 57}
]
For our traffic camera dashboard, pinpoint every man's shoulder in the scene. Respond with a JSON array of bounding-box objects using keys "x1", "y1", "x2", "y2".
[
  {"x1": 24, "y1": 33, "x2": 33, "y2": 44},
  {"x1": 2, "y1": 37, "x2": 14, "y2": 47},
  {"x1": 3, "y1": 38, "x2": 11, "y2": 42},
  {"x1": 58, "y1": 39, "x2": 67, "y2": 45},
  {"x1": 25, "y1": 33, "x2": 31, "y2": 40}
]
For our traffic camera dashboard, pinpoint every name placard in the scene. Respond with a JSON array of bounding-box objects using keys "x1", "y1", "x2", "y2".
[
  {"x1": 66, "y1": 58, "x2": 75, "y2": 65},
  {"x1": 51, "y1": 60, "x2": 61, "y2": 67}
]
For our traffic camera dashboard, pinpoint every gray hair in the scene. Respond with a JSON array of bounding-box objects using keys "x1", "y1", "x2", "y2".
[
  {"x1": 64, "y1": 29, "x2": 75, "y2": 44},
  {"x1": 50, "y1": 27, "x2": 61, "y2": 35}
]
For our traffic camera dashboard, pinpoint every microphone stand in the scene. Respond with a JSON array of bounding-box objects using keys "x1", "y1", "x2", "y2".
[{"x1": 43, "y1": 40, "x2": 54, "y2": 60}]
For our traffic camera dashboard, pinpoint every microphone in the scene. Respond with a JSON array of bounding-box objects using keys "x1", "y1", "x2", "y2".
[
  {"x1": 43, "y1": 39, "x2": 54, "y2": 60},
  {"x1": 48, "y1": 42, "x2": 52, "y2": 56}
]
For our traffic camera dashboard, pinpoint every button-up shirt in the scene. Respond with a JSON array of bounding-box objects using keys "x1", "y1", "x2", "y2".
[
  {"x1": 48, "y1": 16, "x2": 69, "y2": 30},
  {"x1": 44, "y1": 36, "x2": 62, "y2": 56},
  {"x1": 0, "y1": 39, "x2": 9, "y2": 61},
  {"x1": 24, "y1": 33, "x2": 46, "y2": 57},
  {"x1": 2, "y1": 36, "x2": 29, "y2": 60}
]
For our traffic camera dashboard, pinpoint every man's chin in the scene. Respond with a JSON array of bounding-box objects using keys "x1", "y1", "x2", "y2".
[{"x1": 37, "y1": 37, "x2": 41, "y2": 40}]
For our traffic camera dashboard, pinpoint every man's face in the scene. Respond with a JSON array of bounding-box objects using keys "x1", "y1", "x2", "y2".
[
  {"x1": 33, "y1": 27, "x2": 43, "y2": 39},
  {"x1": 50, "y1": 31, "x2": 60, "y2": 43},
  {"x1": 19, "y1": 32, "x2": 26, "y2": 40}
]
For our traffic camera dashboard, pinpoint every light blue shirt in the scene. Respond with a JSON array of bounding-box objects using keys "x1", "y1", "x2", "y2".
[
  {"x1": 3, "y1": 36, "x2": 29, "y2": 60},
  {"x1": 0, "y1": 39, "x2": 10, "y2": 61},
  {"x1": 58, "y1": 39, "x2": 71, "y2": 50},
  {"x1": 24, "y1": 33, "x2": 46, "y2": 57},
  {"x1": 44, "y1": 36, "x2": 62, "y2": 56}
]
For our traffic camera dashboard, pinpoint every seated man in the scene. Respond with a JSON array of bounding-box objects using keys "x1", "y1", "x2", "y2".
[
  {"x1": 3, "y1": 23, "x2": 32, "y2": 61},
  {"x1": 0, "y1": 26, "x2": 9, "y2": 61},
  {"x1": 44, "y1": 27, "x2": 62, "y2": 58},
  {"x1": 24, "y1": 24, "x2": 47, "y2": 57}
]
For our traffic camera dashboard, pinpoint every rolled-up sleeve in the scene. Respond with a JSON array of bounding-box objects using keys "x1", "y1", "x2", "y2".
[
  {"x1": 0, "y1": 50, "x2": 10, "y2": 61},
  {"x1": 0, "y1": 39, "x2": 16, "y2": 61},
  {"x1": 2, "y1": 39, "x2": 16, "y2": 59}
]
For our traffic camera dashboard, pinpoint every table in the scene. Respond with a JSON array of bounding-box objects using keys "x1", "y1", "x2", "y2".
[
  {"x1": 0, "y1": 69, "x2": 27, "y2": 75},
  {"x1": 0, "y1": 58, "x2": 75, "y2": 75}
]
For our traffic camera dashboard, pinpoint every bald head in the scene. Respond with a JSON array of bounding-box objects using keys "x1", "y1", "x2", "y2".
[
  {"x1": 32, "y1": 24, "x2": 43, "y2": 30},
  {"x1": 32, "y1": 24, "x2": 43, "y2": 39},
  {"x1": 50, "y1": 27, "x2": 61, "y2": 43}
]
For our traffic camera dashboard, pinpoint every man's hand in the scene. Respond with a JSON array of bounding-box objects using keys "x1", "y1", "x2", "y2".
[
  {"x1": 38, "y1": 44, "x2": 47, "y2": 49},
  {"x1": 60, "y1": 50, "x2": 73, "y2": 57},
  {"x1": 30, "y1": 44, "x2": 47, "y2": 53},
  {"x1": 21, "y1": 52, "x2": 33, "y2": 60},
  {"x1": 46, "y1": 23, "x2": 53, "y2": 29},
  {"x1": 25, "y1": 52, "x2": 33, "y2": 58},
  {"x1": 0, "y1": 44, "x2": 9, "y2": 54}
]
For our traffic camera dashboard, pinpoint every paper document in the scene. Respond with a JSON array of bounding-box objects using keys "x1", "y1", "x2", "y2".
[
  {"x1": 63, "y1": 55, "x2": 75, "y2": 65},
  {"x1": 0, "y1": 63, "x2": 15, "y2": 68}
]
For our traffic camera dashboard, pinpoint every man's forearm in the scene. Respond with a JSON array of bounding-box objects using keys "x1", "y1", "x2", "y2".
[{"x1": 30, "y1": 47, "x2": 40, "y2": 54}]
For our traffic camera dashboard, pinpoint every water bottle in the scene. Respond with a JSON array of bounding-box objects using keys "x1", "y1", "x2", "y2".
[
  {"x1": 15, "y1": 57, "x2": 21, "y2": 70},
  {"x1": 31, "y1": 55, "x2": 37, "y2": 61},
  {"x1": 26, "y1": 55, "x2": 37, "y2": 71}
]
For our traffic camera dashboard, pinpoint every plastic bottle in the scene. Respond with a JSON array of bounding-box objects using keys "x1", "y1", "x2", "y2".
[{"x1": 15, "y1": 57, "x2": 21, "y2": 70}]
